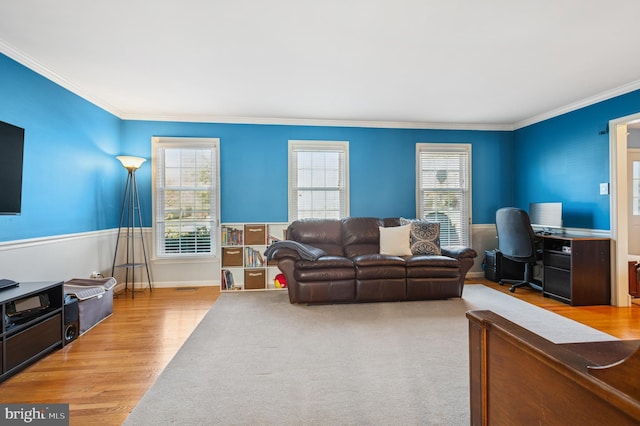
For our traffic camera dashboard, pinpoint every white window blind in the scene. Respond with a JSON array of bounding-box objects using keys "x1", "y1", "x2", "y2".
[
  {"x1": 152, "y1": 137, "x2": 219, "y2": 258},
  {"x1": 288, "y1": 141, "x2": 349, "y2": 221},
  {"x1": 416, "y1": 143, "x2": 471, "y2": 246}
]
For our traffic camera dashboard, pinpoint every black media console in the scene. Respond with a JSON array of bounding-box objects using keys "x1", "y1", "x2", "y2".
[{"x1": 1, "y1": 281, "x2": 64, "y2": 382}]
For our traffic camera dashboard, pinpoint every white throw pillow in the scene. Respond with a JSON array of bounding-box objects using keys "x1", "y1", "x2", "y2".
[{"x1": 379, "y1": 225, "x2": 412, "y2": 256}]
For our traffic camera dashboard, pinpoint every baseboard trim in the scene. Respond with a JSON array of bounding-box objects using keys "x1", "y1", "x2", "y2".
[
  {"x1": 467, "y1": 271, "x2": 486, "y2": 279},
  {"x1": 113, "y1": 281, "x2": 219, "y2": 293}
]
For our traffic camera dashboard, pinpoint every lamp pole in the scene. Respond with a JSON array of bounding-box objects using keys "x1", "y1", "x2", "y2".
[{"x1": 111, "y1": 156, "x2": 152, "y2": 298}]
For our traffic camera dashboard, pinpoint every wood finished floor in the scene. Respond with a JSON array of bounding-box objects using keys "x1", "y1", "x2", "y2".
[
  {"x1": 0, "y1": 286, "x2": 220, "y2": 426},
  {"x1": 0, "y1": 280, "x2": 639, "y2": 425},
  {"x1": 479, "y1": 279, "x2": 640, "y2": 340}
]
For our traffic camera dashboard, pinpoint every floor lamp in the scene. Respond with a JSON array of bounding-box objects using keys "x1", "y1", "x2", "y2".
[{"x1": 111, "y1": 155, "x2": 152, "y2": 298}]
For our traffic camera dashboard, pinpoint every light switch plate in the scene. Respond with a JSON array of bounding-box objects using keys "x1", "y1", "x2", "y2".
[{"x1": 600, "y1": 182, "x2": 609, "y2": 195}]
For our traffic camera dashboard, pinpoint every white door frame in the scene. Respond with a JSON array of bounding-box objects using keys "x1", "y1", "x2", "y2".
[
  {"x1": 627, "y1": 149, "x2": 640, "y2": 255},
  {"x1": 609, "y1": 112, "x2": 640, "y2": 306}
]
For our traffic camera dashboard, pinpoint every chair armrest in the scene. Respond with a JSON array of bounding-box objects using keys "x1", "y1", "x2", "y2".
[{"x1": 441, "y1": 246, "x2": 477, "y2": 260}]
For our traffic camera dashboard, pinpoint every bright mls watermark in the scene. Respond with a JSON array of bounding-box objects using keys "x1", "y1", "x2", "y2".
[{"x1": 1, "y1": 404, "x2": 68, "y2": 425}]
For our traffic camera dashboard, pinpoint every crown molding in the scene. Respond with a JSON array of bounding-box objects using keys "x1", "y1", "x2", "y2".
[
  {"x1": 3, "y1": 38, "x2": 640, "y2": 132},
  {"x1": 0, "y1": 38, "x2": 512, "y2": 131},
  {"x1": 513, "y1": 79, "x2": 640, "y2": 130},
  {"x1": 120, "y1": 112, "x2": 514, "y2": 131},
  {"x1": 0, "y1": 39, "x2": 123, "y2": 117}
]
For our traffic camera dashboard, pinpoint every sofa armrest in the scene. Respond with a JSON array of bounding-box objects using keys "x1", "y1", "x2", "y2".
[
  {"x1": 274, "y1": 258, "x2": 299, "y2": 303},
  {"x1": 265, "y1": 246, "x2": 304, "y2": 261},
  {"x1": 264, "y1": 240, "x2": 327, "y2": 262},
  {"x1": 441, "y1": 245, "x2": 477, "y2": 260},
  {"x1": 442, "y1": 246, "x2": 477, "y2": 286}
]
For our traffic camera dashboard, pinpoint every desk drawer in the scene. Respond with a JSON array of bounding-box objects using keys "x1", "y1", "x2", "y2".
[
  {"x1": 544, "y1": 252, "x2": 570, "y2": 270},
  {"x1": 544, "y1": 267, "x2": 571, "y2": 300}
]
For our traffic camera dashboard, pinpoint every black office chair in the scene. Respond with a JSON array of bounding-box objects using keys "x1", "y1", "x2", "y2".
[{"x1": 495, "y1": 207, "x2": 542, "y2": 293}]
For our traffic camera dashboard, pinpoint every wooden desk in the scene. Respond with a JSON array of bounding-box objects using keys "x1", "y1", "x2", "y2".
[
  {"x1": 541, "y1": 234, "x2": 610, "y2": 305},
  {"x1": 467, "y1": 310, "x2": 640, "y2": 425}
]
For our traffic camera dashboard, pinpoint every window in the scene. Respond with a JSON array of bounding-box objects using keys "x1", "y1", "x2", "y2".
[
  {"x1": 416, "y1": 143, "x2": 471, "y2": 246},
  {"x1": 152, "y1": 137, "x2": 219, "y2": 258},
  {"x1": 288, "y1": 141, "x2": 349, "y2": 221}
]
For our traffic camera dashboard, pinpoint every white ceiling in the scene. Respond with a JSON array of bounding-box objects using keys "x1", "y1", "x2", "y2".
[{"x1": 2, "y1": 1, "x2": 640, "y2": 130}]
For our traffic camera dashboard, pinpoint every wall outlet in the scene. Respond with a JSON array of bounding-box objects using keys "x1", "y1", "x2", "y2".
[{"x1": 600, "y1": 183, "x2": 609, "y2": 195}]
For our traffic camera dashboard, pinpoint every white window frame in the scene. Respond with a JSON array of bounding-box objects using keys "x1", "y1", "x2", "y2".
[
  {"x1": 152, "y1": 137, "x2": 220, "y2": 259},
  {"x1": 416, "y1": 143, "x2": 472, "y2": 247},
  {"x1": 288, "y1": 140, "x2": 349, "y2": 221}
]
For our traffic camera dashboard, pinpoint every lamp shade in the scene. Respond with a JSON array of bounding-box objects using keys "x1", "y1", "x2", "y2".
[{"x1": 116, "y1": 156, "x2": 146, "y2": 170}]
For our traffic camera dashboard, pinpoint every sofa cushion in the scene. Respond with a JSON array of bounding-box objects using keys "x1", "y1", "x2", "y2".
[
  {"x1": 405, "y1": 255, "x2": 460, "y2": 268},
  {"x1": 401, "y1": 218, "x2": 441, "y2": 255},
  {"x1": 353, "y1": 254, "x2": 406, "y2": 279},
  {"x1": 406, "y1": 255, "x2": 461, "y2": 279},
  {"x1": 342, "y1": 217, "x2": 385, "y2": 257},
  {"x1": 295, "y1": 256, "x2": 354, "y2": 269},
  {"x1": 382, "y1": 217, "x2": 402, "y2": 227},
  {"x1": 295, "y1": 268, "x2": 356, "y2": 281},
  {"x1": 286, "y1": 219, "x2": 345, "y2": 256},
  {"x1": 352, "y1": 253, "x2": 406, "y2": 267},
  {"x1": 294, "y1": 256, "x2": 355, "y2": 282}
]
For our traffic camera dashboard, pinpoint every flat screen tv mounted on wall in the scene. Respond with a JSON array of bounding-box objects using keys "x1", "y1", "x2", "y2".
[{"x1": 0, "y1": 120, "x2": 25, "y2": 215}]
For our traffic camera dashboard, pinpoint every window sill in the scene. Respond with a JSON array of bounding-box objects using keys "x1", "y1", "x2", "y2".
[{"x1": 151, "y1": 255, "x2": 218, "y2": 264}]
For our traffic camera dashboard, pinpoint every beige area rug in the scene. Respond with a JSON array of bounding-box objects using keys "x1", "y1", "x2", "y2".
[{"x1": 124, "y1": 284, "x2": 615, "y2": 426}]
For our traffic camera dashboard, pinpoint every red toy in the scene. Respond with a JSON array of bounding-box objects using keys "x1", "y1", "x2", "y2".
[{"x1": 274, "y1": 273, "x2": 287, "y2": 288}]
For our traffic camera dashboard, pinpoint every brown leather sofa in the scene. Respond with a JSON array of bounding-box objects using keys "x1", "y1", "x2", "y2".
[{"x1": 265, "y1": 217, "x2": 477, "y2": 304}]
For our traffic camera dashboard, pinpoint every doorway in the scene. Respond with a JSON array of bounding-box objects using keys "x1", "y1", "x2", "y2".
[
  {"x1": 628, "y1": 149, "x2": 640, "y2": 255},
  {"x1": 609, "y1": 112, "x2": 640, "y2": 306}
]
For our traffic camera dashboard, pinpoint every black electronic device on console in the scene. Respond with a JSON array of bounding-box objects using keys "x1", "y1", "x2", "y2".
[
  {"x1": 0, "y1": 278, "x2": 19, "y2": 290},
  {"x1": 6, "y1": 293, "x2": 50, "y2": 317}
]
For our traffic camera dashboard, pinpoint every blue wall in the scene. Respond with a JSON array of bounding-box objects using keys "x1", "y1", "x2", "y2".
[
  {"x1": 0, "y1": 54, "x2": 122, "y2": 241},
  {"x1": 5, "y1": 50, "x2": 640, "y2": 242},
  {"x1": 0, "y1": 48, "x2": 515, "y2": 242},
  {"x1": 514, "y1": 90, "x2": 640, "y2": 230},
  {"x1": 121, "y1": 120, "x2": 514, "y2": 225}
]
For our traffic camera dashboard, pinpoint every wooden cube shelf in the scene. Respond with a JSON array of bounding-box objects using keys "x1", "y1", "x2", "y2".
[{"x1": 220, "y1": 223, "x2": 288, "y2": 292}]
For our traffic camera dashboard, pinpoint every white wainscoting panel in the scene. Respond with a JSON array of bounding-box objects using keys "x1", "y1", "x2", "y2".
[
  {"x1": 0, "y1": 225, "x2": 605, "y2": 287},
  {"x1": 0, "y1": 229, "x2": 221, "y2": 290},
  {"x1": 468, "y1": 224, "x2": 499, "y2": 278},
  {"x1": 0, "y1": 230, "x2": 117, "y2": 284}
]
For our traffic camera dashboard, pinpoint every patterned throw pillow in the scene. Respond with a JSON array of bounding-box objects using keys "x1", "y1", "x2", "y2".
[{"x1": 400, "y1": 218, "x2": 441, "y2": 255}]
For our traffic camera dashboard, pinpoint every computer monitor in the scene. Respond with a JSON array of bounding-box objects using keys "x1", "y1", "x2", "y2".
[{"x1": 529, "y1": 202, "x2": 563, "y2": 231}]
